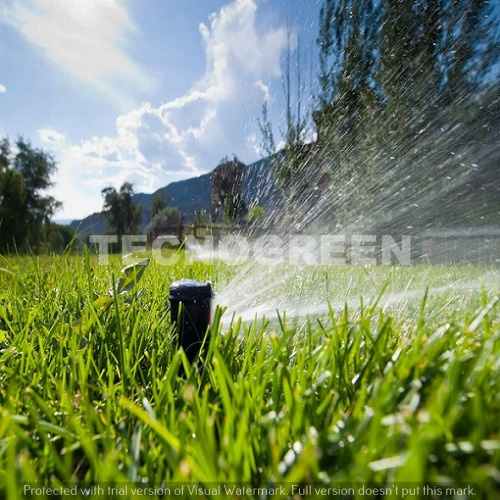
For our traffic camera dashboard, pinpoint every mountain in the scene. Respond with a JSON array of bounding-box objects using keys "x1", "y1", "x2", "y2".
[{"x1": 70, "y1": 155, "x2": 282, "y2": 237}]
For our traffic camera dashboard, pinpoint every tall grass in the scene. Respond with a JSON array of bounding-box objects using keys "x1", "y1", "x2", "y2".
[{"x1": 0, "y1": 254, "x2": 498, "y2": 498}]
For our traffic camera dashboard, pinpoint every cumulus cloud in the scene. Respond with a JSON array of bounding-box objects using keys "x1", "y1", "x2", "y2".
[
  {"x1": 0, "y1": 84, "x2": 6, "y2": 93},
  {"x1": 48, "y1": 0, "x2": 287, "y2": 219},
  {"x1": 38, "y1": 128, "x2": 65, "y2": 145},
  {"x1": 2, "y1": 0, "x2": 154, "y2": 107}
]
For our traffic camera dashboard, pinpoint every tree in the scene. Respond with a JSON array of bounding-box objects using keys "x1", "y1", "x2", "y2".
[
  {"x1": 0, "y1": 137, "x2": 61, "y2": 252},
  {"x1": 375, "y1": 0, "x2": 497, "y2": 133},
  {"x1": 101, "y1": 182, "x2": 142, "y2": 235},
  {"x1": 0, "y1": 138, "x2": 9, "y2": 170},
  {"x1": 443, "y1": 0, "x2": 499, "y2": 103},
  {"x1": 149, "y1": 192, "x2": 171, "y2": 218},
  {"x1": 0, "y1": 139, "x2": 25, "y2": 249},
  {"x1": 14, "y1": 138, "x2": 61, "y2": 233},
  {"x1": 374, "y1": 0, "x2": 499, "y2": 230},
  {"x1": 210, "y1": 157, "x2": 247, "y2": 224},
  {"x1": 146, "y1": 206, "x2": 182, "y2": 244},
  {"x1": 224, "y1": 193, "x2": 247, "y2": 225},
  {"x1": 315, "y1": 0, "x2": 381, "y2": 140},
  {"x1": 311, "y1": 0, "x2": 499, "y2": 231},
  {"x1": 258, "y1": 30, "x2": 323, "y2": 223},
  {"x1": 247, "y1": 204, "x2": 265, "y2": 230},
  {"x1": 45, "y1": 223, "x2": 76, "y2": 253}
]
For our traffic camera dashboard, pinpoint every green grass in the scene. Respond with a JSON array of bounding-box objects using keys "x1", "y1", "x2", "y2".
[{"x1": 0, "y1": 253, "x2": 498, "y2": 498}]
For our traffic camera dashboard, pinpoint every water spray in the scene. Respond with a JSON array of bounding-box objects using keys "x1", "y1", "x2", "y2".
[{"x1": 169, "y1": 279, "x2": 213, "y2": 363}]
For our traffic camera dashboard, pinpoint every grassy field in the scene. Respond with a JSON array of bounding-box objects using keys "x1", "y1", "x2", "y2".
[{"x1": 0, "y1": 252, "x2": 498, "y2": 498}]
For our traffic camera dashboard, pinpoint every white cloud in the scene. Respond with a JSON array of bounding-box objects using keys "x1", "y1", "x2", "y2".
[
  {"x1": 254, "y1": 80, "x2": 270, "y2": 102},
  {"x1": 48, "y1": 0, "x2": 287, "y2": 219},
  {"x1": 38, "y1": 128, "x2": 65, "y2": 145},
  {"x1": 2, "y1": 0, "x2": 154, "y2": 107},
  {"x1": 0, "y1": 84, "x2": 6, "y2": 93}
]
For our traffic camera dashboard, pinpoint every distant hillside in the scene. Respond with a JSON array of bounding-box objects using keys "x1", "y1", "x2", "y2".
[
  {"x1": 52, "y1": 219, "x2": 74, "y2": 226},
  {"x1": 70, "y1": 156, "x2": 282, "y2": 237}
]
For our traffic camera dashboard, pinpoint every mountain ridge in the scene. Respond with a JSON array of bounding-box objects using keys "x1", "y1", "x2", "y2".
[{"x1": 70, "y1": 155, "x2": 281, "y2": 236}]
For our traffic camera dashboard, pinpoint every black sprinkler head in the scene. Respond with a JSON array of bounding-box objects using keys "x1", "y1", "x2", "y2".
[{"x1": 169, "y1": 279, "x2": 213, "y2": 363}]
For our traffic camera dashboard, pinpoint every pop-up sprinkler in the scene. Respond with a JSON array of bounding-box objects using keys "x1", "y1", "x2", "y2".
[{"x1": 169, "y1": 279, "x2": 213, "y2": 363}]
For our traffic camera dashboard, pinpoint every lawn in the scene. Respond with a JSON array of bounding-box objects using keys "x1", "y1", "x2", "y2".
[{"x1": 0, "y1": 252, "x2": 498, "y2": 498}]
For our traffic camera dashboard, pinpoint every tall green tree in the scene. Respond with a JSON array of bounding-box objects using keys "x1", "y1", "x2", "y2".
[
  {"x1": 0, "y1": 137, "x2": 61, "y2": 252},
  {"x1": 259, "y1": 32, "x2": 323, "y2": 222},
  {"x1": 316, "y1": 0, "x2": 380, "y2": 137},
  {"x1": 443, "y1": 0, "x2": 498, "y2": 102},
  {"x1": 375, "y1": 0, "x2": 498, "y2": 228},
  {"x1": 313, "y1": 0, "x2": 381, "y2": 226},
  {"x1": 14, "y1": 138, "x2": 61, "y2": 240},
  {"x1": 0, "y1": 147, "x2": 26, "y2": 249},
  {"x1": 146, "y1": 206, "x2": 182, "y2": 244},
  {"x1": 312, "y1": 0, "x2": 499, "y2": 229},
  {"x1": 101, "y1": 182, "x2": 142, "y2": 235},
  {"x1": 149, "y1": 193, "x2": 169, "y2": 219},
  {"x1": 377, "y1": 0, "x2": 497, "y2": 131},
  {"x1": 210, "y1": 157, "x2": 247, "y2": 224}
]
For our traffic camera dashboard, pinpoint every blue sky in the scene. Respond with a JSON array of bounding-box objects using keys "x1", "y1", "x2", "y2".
[{"x1": 0, "y1": 0, "x2": 321, "y2": 220}]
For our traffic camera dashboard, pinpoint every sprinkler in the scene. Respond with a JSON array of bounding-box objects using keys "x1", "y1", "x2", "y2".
[{"x1": 169, "y1": 279, "x2": 213, "y2": 363}]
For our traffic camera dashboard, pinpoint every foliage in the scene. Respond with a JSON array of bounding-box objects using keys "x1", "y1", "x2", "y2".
[
  {"x1": 149, "y1": 193, "x2": 170, "y2": 219},
  {"x1": 195, "y1": 209, "x2": 210, "y2": 225},
  {"x1": 0, "y1": 137, "x2": 61, "y2": 252},
  {"x1": 223, "y1": 193, "x2": 247, "y2": 225},
  {"x1": 315, "y1": 0, "x2": 498, "y2": 135},
  {"x1": 0, "y1": 255, "x2": 498, "y2": 495},
  {"x1": 146, "y1": 206, "x2": 182, "y2": 241},
  {"x1": 101, "y1": 182, "x2": 142, "y2": 236},
  {"x1": 247, "y1": 204, "x2": 265, "y2": 225},
  {"x1": 210, "y1": 157, "x2": 247, "y2": 224},
  {"x1": 258, "y1": 0, "x2": 499, "y2": 229},
  {"x1": 73, "y1": 258, "x2": 150, "y2": 344},
  {"x1": 45, "y1": 223, "x2": 76, "y2": 253},
  {"x1": 309, "y1": 0, "x2": 500, "y2": 230},
  {"x1": 258, "y1": 33, "x2": 322, "y2": 221}
]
